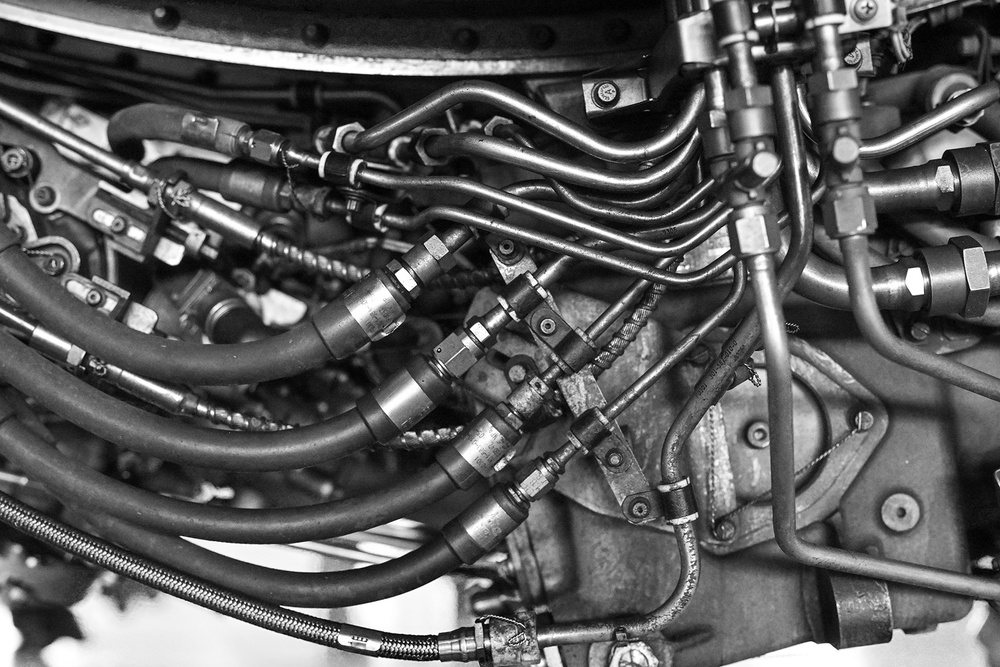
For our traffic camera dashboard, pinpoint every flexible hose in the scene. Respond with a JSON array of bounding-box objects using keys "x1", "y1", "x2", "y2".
[
  {"x1": 0, "y1": 488, "x2": 451, "y2": 660},
  {"x1": 0, "y1": 409, "x2": 458, "y2": 544},
  {"x1": 83, "y1": 512, "x2": 461, "y2": 608}
]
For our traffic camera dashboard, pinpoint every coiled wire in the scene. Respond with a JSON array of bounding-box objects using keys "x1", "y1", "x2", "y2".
[
  {"x1": 256, "y1": 234, "x2": 370, "y2": 283},
  {"x1": 589, "y1": 282, "x2": 668, "y2": 375}
]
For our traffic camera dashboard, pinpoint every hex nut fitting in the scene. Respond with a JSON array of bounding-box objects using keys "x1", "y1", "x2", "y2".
[
  {"x1": 332, "y1": 122, "x2": 365, "y2": 153},
  {"x1": 728, "y1": 205, "x2": 780, "y2": 257},
  {"x1": 949, "y1": 236, "x2": 991, "y2": 318},
  {"x1": 820, "y1": 186, "x2": 877, "y2": 238}
]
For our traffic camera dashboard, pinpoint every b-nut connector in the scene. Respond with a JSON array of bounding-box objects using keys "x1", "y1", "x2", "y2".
[
  {"x1": 441, "y1": 484, "x2": 530, "y2": 563},
  {"x1": 437, "y1": 627, "x2": 480, "y2": 663},
  {"x1": 657, "y1": 478, "x2": 700, "y2": 525},
  {"x1": 356, "y1": 356, "x2": 454, "y2": 443},
  {"x1": 512, "y1": 455, "x2": 563, "y2": 503}
]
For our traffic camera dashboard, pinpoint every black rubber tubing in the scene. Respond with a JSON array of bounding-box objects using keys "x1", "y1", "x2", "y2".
[
  {"x1": 0, "y1": 327, "x2": 379, "y2": 471},
  {"x1": 83, "y1": 511, "x2": 461, "y2": 608},
  {"x1": 0, "y1": 227, "x2": 333, "y2": 385},
  {"x1": 107, "y1": 104, "x2": 205, "y2": 160},
  {"x1": 0, "y1": 401, "x2": 459, "y2": 543}
]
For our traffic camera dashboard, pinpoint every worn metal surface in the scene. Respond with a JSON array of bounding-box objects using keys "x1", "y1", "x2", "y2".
[{"x1": 0, "y1": 0, "x2": 659, "y2": 76}]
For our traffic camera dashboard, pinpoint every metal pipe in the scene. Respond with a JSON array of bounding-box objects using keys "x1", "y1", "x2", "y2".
[
  {"x1": 342, "y1": 82, "x2": 705, "y2": 164},
  {"x1": 757, "y1": 246, "x2": 1000, "y2": 599},
  {"x1": 423, "y1": 132, "x2": 700, "y2": 193}
]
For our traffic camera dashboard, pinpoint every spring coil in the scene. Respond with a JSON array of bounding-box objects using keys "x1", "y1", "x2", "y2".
[
  {"x1": 256, "y1": 233, "x2": 370, "y2": 283},
  {"x1": 182, "y1": 398, "x2": 292, "y2": 432},
  {"x1": 390, "y1": 426, "x2": 463, "y2": 449},
  {"x1": 590, "y1": 282, "x2": 668, "y2": 375},
  {"x1": 379, "y1": 634, "x2": 440, "y2": 661},
  {"x1": 429, "y1": 268, "x2": 499, "y2": 290}
]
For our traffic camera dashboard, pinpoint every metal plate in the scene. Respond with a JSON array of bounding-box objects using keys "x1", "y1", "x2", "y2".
[{"x1": 0, "y1": 0, "x2": 660, "y2": 76}]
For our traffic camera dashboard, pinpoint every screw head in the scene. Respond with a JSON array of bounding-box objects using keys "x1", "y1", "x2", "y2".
[
  {"x1": 538, "y1": 317, "x2": 557, "y2": 336},
  {"x1": 151, "y1": 5, "x2": 180, "y2": 31},
  {"x1": 110, "y1": 217, "x2": 127, "y2": 234},
  {"x1": 302, "y1": 22, "x2": 330, "y2": 48},
  {"x1": 33, "y1": 185, "x2": 56, "y2": 208},
  {"x1": 745, "y1": 420, "x2": 770, "y2": 448},
  {"x1": 1, "y1": 147, "x2": 31, "y2": 178},
  {"x1": 909, "y1": 321, "x2": 931, "y2": 342},
  {"x1": 497, "y1": 239, "x2": 516, "y2": 256},
  {"x1": 628, "y1": 497, "x2": 651, "y2": 519},
  {"x1": 881, "y1": 492, "x2": 921, "y2": 532},
  {"x1": 844, "y1": 47, "x2": 863, "y2": 67},
  {"x1": 714, "y1": 518, "x2": 736, "y2": 541},
  {"x1": 605, "y1": 449, "x2": 625, "y2": 468},
  {"x1": 84, "y1": 289, "x2": 104, "y2": 307},
  {"x1": 853, "y1": 409, "x2": 875, "y2": 432},
  {"x1": 592, "y1": 81, "x2": 620, "y2": 108},
  {"x1": 41, "y1": 255, "x2": 66, "y2": 276},
  {"x1": 851, "y1": 0, "x2": 878, "y2": 22}
]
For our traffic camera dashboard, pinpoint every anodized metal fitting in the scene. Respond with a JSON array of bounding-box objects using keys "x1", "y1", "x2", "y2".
[
  {"x1": 441, "y1": 485, "x2": 529, "y2": 563},
  {"x1": 437, "y1": 627, "x2": 479, "y2": 663},
  {"x1": 820, "y1": 185, "x2": 877, "y2": 239},
  {"x1": 356, "y1": 356, "x2": 453, "y2": 442},
  {"x1": 180, "y1": 112, "x2": 250, "y2": 157},
  {"x1": 513, "y1": 457, "x2": 562, "y2": 502},
  {"x1": 917, "y1": 235, "x2": 992, "y2": 317},
  {"x1": 728, "y1": 203, "x2": 781, "y2": 256},
  {"x1": 436, "y1": 407, "x2": 522, "y2": 489},
  {"x1": 433, "y1": 323, "x2": 493, "y2": 379},
  {"x1": 244, "y1": 128, "x2": 288, "y2": 166},
  {"x1": 311, "y1": 269, "x2": 409, "y2": 358}
]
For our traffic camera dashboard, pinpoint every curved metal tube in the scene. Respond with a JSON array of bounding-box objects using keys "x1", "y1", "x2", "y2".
[
  {"x1": 423, "y1": 132, "x2": 700, "y2": 193},
  {"x1": 342, "y1": 81, "x2": 705, "y2": 163}
]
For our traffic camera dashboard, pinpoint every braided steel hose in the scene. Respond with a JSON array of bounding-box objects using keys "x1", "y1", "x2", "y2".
[
  {"x1": 589, "y1": 283, "x2": 668, "y2": 375},
  {"x1": 391, "y1": 426, "x2": 463, "y2": 449},
  {"x1": 256, "y1": 234, "x2": 370, "y2": 283},
  {"x1": 0, "y1": 489, "x2": 448, "y2": 660},
  {"x1": 179, "y1": 396, "x2": 292, "y2": 432}
]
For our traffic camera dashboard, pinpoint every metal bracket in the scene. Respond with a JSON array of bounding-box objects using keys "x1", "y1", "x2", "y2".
[{"x1": 557, "y1": 369, "x2": 662, "y2": 525}]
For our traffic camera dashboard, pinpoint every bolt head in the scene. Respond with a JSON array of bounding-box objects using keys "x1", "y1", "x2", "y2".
[
  {"x1": 628, "y1": 497, "x2": 651, "y2": 519},
  {"x1": 84, "y1": 289, "x2": 104, "y2": 307},
  {"x1": 853, "y1": 409, "x2": 875, "y2": 432},
  {"x1": 538, "y1": 318, "x2": 557, "y2": 336},
  {"x1": 745, "y1": 420, "x2": 771, "y2": 448},
  {"x1": 32, "y1": 185, "x2": 56, "y2": 208},
  {"x1": 507, "y1": 364, "x2": 528, "y2": 384},
  {"x1": 592, "y1": 81, "x2": 620, "y2": 108},
  {"x1": 110, "y1": 217, "x2": 127, "y2": 234},
  {"x1": 830, "y1": 136, "x2": 861, "y2": 167},
  {"x1": 714, "y1": 518, "x2": 736, "y2": 541},
  {"x1": 42, "y1": 255, "x2": 66, "y2": 276},
  {"x1": 605, "y1": 449, "x2": 625, "y2": 467},
  {"x1": 880, "y1": 492, "x2": 921, "y2": 532}
]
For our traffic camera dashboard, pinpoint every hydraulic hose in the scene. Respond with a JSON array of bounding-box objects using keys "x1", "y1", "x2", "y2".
[
  {"x1": 0, "y1": 488, "x2": 457, "y2": 660},
  {"x1": 150, "y1": 156, "x2": 293, "y2": 212},
  {"x1": 0, "y1": 409, "x2": 458, "y2": 544},
  {"x1": 107, "y1": 103, "x2": 248, "y2": 160},
  {"x1": 0, "y1": 224, "x2": 469, "y2": 385},
  {"x1": 841, "y1": 235, "x2": 1000, "y2": 401},
  {"x1": 83, "y1": 512, "x2": 461, "y2": 608},
  {"x1": 754, "y1": 249, "x2": 1000, "y2": 599},
  {"x1": 341, "y1": 81, "x2": 705, "y2": 163}
]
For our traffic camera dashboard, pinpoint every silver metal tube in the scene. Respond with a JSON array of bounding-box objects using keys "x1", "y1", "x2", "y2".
[
  {"x1": 423, "y1": 132, "x2": 700, "y2": 193},
  {"x1": 342, "y1": 82, "x2": 705, "y2": 164}
]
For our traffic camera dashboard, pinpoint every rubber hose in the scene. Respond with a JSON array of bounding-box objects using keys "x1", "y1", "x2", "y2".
[
  {"x1": 0, "y1": 409, "x2": 458, "y2": 544},
  {"x1": 0, "y1": 228, "x2": 331, "y2": 385},
  {"x1": 84, "y1": 512, "x2": 460, "y2": 608},
  {"x1": 0, "y1": 329, "x2": 377, "y2": 471},
  {"x1": 0, "y1": 489, "x2": 446, "y2": 659}
]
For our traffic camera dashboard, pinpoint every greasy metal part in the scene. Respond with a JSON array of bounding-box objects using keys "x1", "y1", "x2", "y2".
[{"x1": 817, "y1": 572, "x2": 894, "y2": 649}]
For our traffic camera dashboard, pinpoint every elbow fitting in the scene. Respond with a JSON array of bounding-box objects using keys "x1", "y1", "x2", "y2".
[
  {"x1": 441, "y1": 485, "x2": 529, "y2": 563},
  {"x1": 356, "y1": 356, "x2": 452, "y2": 443}
]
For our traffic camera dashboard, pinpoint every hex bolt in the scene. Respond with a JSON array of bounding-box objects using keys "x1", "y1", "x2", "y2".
[
  {"x1": 851, "y1": 0, "x2": 878, "y2": 22},
  {"x1": 714, "y1": 518, "x2": 736, "y2": 541},
  {"x1": 151, "y1": 5, "x2": 180, "y2": 31},
  {"x1": 605, "y1": 449, "x2": 625, "y2": 468},
  {"x1": 84, "y1": 289, "x2": 104, "y2": 307},
  {"x1": 593, "y1": 81, "x2": 621, "y2": 109},
  {"x1": 33, "y1": 185, "x2": 56, "y2": 208},
  {"x1": 1, "y1": 147, "x2": 32, "y2": 178},
  {"x1": 41, "y1": 255, "x2": 66, "y2": 276},
  {"x1": 853, "y1": 409, "x2": 874, "y2": 432},
  {"x1": 880, "y1": 492, "x2": 921, "y2": 532},
  {"x1": 628, "y1": 497, "x2": 651, "y2": 519},
  {"x1": 497, "y1": 239, "x2": 516, "y2": 256},
  {"x1": 538, "y1": 317, "x2": 557, "y2": 336},
  {"x1": 110, "y1": 217, "x2": 127, "y2": 234},
  {"x1": 745, "y1": 420, "x2": 770, "y2": 448}
]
